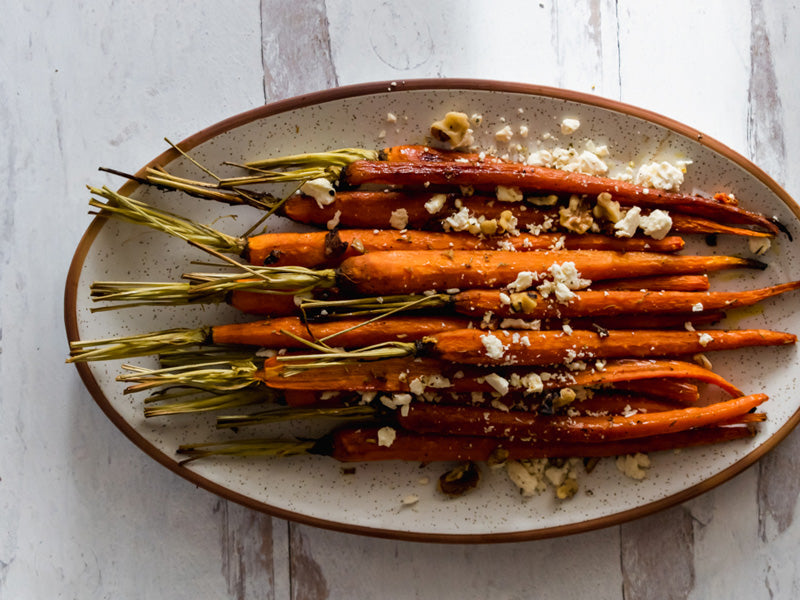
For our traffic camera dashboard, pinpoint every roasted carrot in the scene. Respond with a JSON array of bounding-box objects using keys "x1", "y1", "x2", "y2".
[
  {"x1": 244, "y1": 228, "x2": 686, "y2": 266},
  {"x1": 397, "y1": 393, "x2": 768, "y2": 442},
  {"x1": 281, "y1": 191, "x2": 768, "y2": 237},
  {"x1": 176, "y1": 424, "x2": 756, "y2": 464},
  {"x1": 453, "y1": 281, "x2": 800, "y2": 319},
  {"x1": 614, "y1": 379, "x2": 699, "y2": 404},
  {"x1": 68, "y1": 315, "x2": 469, "y2": 363},
  {"x1": 258, "y1": 357, "x2": 743, "y2": 397},
  {"x1": 341, "y1": 161, "x2": 779, "y2": 233},
  {"x1": 427, "y1": 328, "x2": 796, "y2": 366},
  {"x1": 337, "y1": 250, "x2": 764, "y2": 295},
  {"x1": 590, "y1": 275, "x2": 709, "y2": 292}
]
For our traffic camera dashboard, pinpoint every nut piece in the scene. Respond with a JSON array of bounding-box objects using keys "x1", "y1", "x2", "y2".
[
  {"x1": 510, "y1": 292, "x2": 539, "y2": 313},
  {"x1": 556, "y1": 478, "x2": 579, "y2": 500},
  {"x1": 438, "y1": 461, "x2": 481, "y2": 497},
  {"x1": 593, "y1": 191, "x2": 623, "y2": 223},
  {"x1": 559, "y1": 195, "x2": 594, "y2": 234},
  {"x1": 430, "y1": 112, "x2": 474, "y2": 149}
]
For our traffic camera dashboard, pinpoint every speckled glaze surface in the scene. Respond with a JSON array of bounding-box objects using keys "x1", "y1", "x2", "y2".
[{"x1": 66, "y1": 80, "x2": 800, "y2": 542}]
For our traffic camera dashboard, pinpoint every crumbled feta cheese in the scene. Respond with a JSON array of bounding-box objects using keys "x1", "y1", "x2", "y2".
[
  {"x1": 520, "y1": 372, "x2": 544, "y2": 394},
  {"x1": 389, "y1": 208, "x2": 409, "y2": 230},
  {"x1": 698, "y1": 333, "x2": 714, "y2": 347},
  {"x1": 481, "y1": 333, "x2": 506, "y2": 360},
  {"x1": 443, "y1": 206, "x2": 473, "y2": 231},
  {"x1": 684, "y1": 321, "x2": 696, "y2": 332},
  {"x1": 692, "y1": 302, "x2": 704, "y2": 312},
  {"x1": 560, "y1": 118, "x2": 580, "y2": 134},
  {"x1": 326, "y1": 209, "x2": 342, "y2": 230},
  {"x1": 562, "y1": 323, "x2": 573, "y2": 335},
  {"x1": 491, "y1": 398, "x2": 511, "y2": 412},
  {"x1": 519, "y1": 125, "x2": 529, "y2": 137},
  {"x1": 300, "y1": 178, "x2": 336, "y2": 208},
  {"x1": 508, "y1": 271, "x2": 536, "y2": 293},
  {"x1": 616, "y1": 453, "x2": 651, "y2": 480},
  {"x1": 614, "y1": 206, "x2": 641, "y2": 238},
  {"x1": 496, "y1": 185, "x2": 523, "y2": 202},
  {"x1": 409, "y1": 377, "x2": 426, "y2": 395},
  {"x1": 495, "y1": 125, "x2": 514, "y2": 143},
  {"x1": 639, "y1": 209, "x2": 673, "y2": 240},
  {"x1": 499, "y1": 292, "x2": 512, "y2": 305},
  {"x1": 635, "y1": 160, "x2": 689, "y2": 191},
  {"x1": 377, "y1": 427, "x2": 397, "y2": 447},
  {"x1": 506, "y1": 460, "x2": 547, "y2": 497},
  {"x1": 424, "y1": 193, "x2": 447, "y2": 214},
  {"x1": 485, "y1": 373, "x2": 509, "y2": 395},
  {"x1": 537, "y1": 262, "x2": 591, "y2": 302},
  {"x1": 386, "y1": 112, "x2": 397, "y2": 123}
]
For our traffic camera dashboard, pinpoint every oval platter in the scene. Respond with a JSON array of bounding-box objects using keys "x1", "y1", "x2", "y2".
[{"x1": 65, "y1": 79, "x2": 800, "y2": 542}]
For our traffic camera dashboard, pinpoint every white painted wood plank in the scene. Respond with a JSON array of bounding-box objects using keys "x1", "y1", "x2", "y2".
[{"x1": 0, "y1": 1, "x2": 275, "y2": 598}]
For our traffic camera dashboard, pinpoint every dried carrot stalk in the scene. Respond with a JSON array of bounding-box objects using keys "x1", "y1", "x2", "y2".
[{"x1": 397, "y1": 393, "x2": 768, "y2": 442}]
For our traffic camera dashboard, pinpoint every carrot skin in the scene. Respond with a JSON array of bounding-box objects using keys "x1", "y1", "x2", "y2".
[
  {"x1": 590, "y1": 275, "x2": 709, "y2": 292},
  {"x1": 430, "y1": 328, "x2": 796, "y2": 366},
  {"x1": 397, "y1": 393, "x2": 768, "y2": 442},
  {"x1": 228, "y1": 291, "x2": 300, "y2": 316},
  {"x1": 329, "y1": 424, "x2": 756, "y2": 462},
  {"x1": 210, "y1": 315, "x2": 469, "y2": 348},
  {"x1": 342, "y1": 161, "x2": 779, "y2": 233},
  {"x1": 258, "y1": 357, "x2": 743, "y2": 397},
  {"x1": 244, "y1": 228, "x2": 685, "y2": 267},
  {"x1": 338, "y1": 250, "x2": 762, "y2": 295},
  {"x1": 454, "y1": 281, "x2": 800, "y2": 319}
]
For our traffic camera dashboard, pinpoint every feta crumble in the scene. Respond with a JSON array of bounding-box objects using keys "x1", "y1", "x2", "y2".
[
  {"x1": 698, "y1": 333, "x2": 714, "y2": 347},
  {"x1": 377, "y1": 427, "x2": 397, "y2": 447},
  {"x1": 495, "y1": 125, "x2": 514, "y2": 143},
  {"x1": 560, "y1": 118, "x2": 581, "y2": 134},
  {"x1": 424, "y1": 194, "x2": 447, "y2": 214},
  {"x1": 496, "y1": 185, "x2": 523, "y2": 202},
  {"x1": 300, "y1": 177, "x2": 336, "y2": 208},
  {"x1": 481, "y1": 333, "x2": 506, "y2": 360},
  {"x1": 635, "y1": 160, "x2": 690, "y2": 191},
  {"x1": 485, "y1": 373, "x2": 510, "y2": 395},
  {"x1": 389, "y1": 208, "x2": 409, "y2": 230}
]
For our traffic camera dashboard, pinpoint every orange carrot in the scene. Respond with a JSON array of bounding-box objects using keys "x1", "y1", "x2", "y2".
[
  {"x1": 428, "y1": 328, "x2": 796, "y2": 366},
  {"x1": 453, "y1": 281, "x2": 800, "y2": 319},
  {"x1": 337, "y1": 250, "x2": 764, "y2": 295},
  {"x1": 341, "y1": 161, "x2": 779, "y2": 233},
  {"x1": 590, "y1": 275, "x2": 709, "y2": 291},
  {"x1": 244, "y1": 228, "x2": 685, "y2": 266},
  {"x1": 325, "y1": 424, "x2": 756, "y2": 462},
  {"x1": 397, "y1": 393, "x2": 768, "y2": 442}
]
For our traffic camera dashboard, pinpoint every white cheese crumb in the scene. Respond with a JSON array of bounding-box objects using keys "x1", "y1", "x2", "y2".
[
  {"x1": 560, "y1": 118, "x2": 581, "y2": 134},
  {"x1": 684, "y1": 321, "x2": 696, "y2": 332},
  {"x1": 635, "y1": 160, "x2": 689, "y2": 191},
  {"x1": 389, "y1": 208, "x2": 409, "y2": 230},
  {"x1": 386, "y1": 112, "x2": 398, "y2": 123},
  {"x1": 698, "y1": 333, "x2": 714, "y2": 347},
  {"x1": 377, "y1": 427, "x2": 397, "y2": 447},
  {"x1": 506, "y1": 460, "x2": 546, "y2": 497},
  {"x1": 616, "y1": 453, "x2": 651, "y2": 480},
  {"x1": 481, "y1": 334, "x2": 506, "y2": 360},
  {"x1": 639, "y1": 209, "x2": 673, "y2": 240},
  {"x1": 496, "y1": 185, "x2": 524, "y2": 202},
  {"x1": 495, "y1": 125, "x2": 514, "y2": 142},
  {"x1": 519, "y1": 125, "x2": 529, "y2": 137},
  {"x1": 485, "y1": 373, "x2": 510, "y2": 395},
  {"x1": 507, "y1": 271, "x2": 536, "y2": 293},
  {"x1": 300, "y1": 178, "x2": 336, "y2": 209},
  {"x1": 520, "y1": 372, "x2": 544, "y2": 394},
  {"x1": 424, "y1": 193, "x2": 447, "y2": 214},
  {"x1": 614, "y1": 206, "x2": 642, "y2": 238},
  {"x1": 692, "y1": 302, "x2": 704, "y2": 312},
  {"x1": 537, "y1": 262, "x2": 591, "y2": 303},
  {"x1": 562, "y1": 324, "x2": 573, "y2": 335}
]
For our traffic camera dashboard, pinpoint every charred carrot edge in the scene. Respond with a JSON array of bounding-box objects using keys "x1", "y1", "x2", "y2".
[
  {"x1": 244, "y1": 229, "x2": 685, "y2": 267},
  {"x1": 338, "y1": 250, "x2": 765, "y2": 295},
  {"x1": 430, "y1": 328, "x2": 796, "y2": 366},
  {"x1": 282, "y1": 192, "x2": 768, "y2": 237},
  {"x1": 590, "y1": 275, "x2": 709, "y2": 292},
  {"x1": 454, "y1": 281, "x2": 800, "y2": 319},
  {"x1": 257, "y1": 357, "x2": 743, "y2": 397},
  {"x1": 210, "y1": 315, "x2": 470, "y2": 348},
  {"x1": 328, "y1": 424, "x2": 756, "y2": 462},
  {"x1": 397, "y1": 393, "x2": 768, "y2": 442},
  {"x1": 341, "y1": 161, "x2": 779, "y2": 233}
]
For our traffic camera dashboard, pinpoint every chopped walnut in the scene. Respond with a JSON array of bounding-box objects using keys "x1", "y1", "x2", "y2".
[
  {"x1": 430, "y1": 112, "x2": 474, "y2": 149},
  {"x1": 593, "y1": 192, "x2": 623, "y2": 223},
  {"x1": 510, "y1": 292, "x2": 539, "y2": 313},
  {"x1": 559, "y1": 195, "x2": 594, "y2": 234}
]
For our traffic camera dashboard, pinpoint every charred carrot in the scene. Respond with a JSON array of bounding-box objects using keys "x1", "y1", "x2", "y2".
[
  {"x1": 176, "y1": 423, "x2": 756, "y2": 464},
  {"x1": 397, "y1": 393, "x2": 768, "y2": 442},
  {"x1": 282, "y1": 191, "x2": 767, "y2": 237},
  {"x1": 341, "y1": 161, "x2": 779, "y2": 233},
  {"x1": 426, "y1": 328, "x2": 796, "y2": 366},
  {"x1": 245, "y1": 228, "x2": 686, "y2": 267},
  {"x1": 453, "y1": 281, "x2": 800, "y2": 319},
  {"x1": 590, "y1": 275, "x2": 709, "y2": 292},
  {"x1": 337, "y1": 250, "x2": 764, "y2": 295}
]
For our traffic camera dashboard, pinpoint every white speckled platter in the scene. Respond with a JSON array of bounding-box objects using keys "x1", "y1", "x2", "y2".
[{"x1": 65, "y1": 80, "x2": 800, "y2": 542}]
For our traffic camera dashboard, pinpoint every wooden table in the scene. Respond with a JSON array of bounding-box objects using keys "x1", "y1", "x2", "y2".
[{"x1": 4, "y1": 2, "x2": 800, "y2": 597}]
